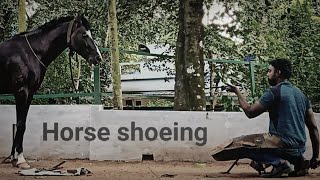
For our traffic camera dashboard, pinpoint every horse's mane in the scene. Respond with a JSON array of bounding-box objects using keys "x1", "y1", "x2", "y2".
[
  {"x1": 13, "y1": 15, "x2": 91, "y2": 37},
  {"x1": 40, "y1": 16, "x2": 76, "y2": 32}
]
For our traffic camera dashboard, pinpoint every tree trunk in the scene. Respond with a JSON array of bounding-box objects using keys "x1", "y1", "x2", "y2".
[
  {"x1": 108, "y1": 0, "x2": 123, "y2": 110},
  {"x1": 209, "y1": 61, "x2": 218, "y2": 110},
  {"x1": 18, "y1": 0, "x2": 26, "y2": 32},
  {"x1": 174, "y1": 0, "x2": 206, "y2": 111}
]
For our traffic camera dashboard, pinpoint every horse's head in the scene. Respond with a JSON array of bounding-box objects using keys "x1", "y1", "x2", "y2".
[{"x1": 68, "y1": 14, "x2": 102, "y2": 66}]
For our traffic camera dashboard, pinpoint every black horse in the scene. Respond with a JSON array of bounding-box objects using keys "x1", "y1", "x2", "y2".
[{"x1": 0, "y1": 15, "x2": 102, "y2": 168}]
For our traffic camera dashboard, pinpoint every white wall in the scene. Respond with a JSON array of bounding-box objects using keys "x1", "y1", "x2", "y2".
[
  {"x1": 0, "y1": 105, "x2": 319, "y2": 162},
  {"x1": 0, "y1": 105, "x2": 90, "y2": 159}
]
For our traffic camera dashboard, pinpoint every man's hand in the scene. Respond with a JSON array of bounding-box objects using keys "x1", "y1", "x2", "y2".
[
  {"x1": 225, "y1": 83, "x2": 266, "y2": 118},
  {"x1": 225, "y1": 83, "x2": 239, "y2": 93},
  {"x1": 310, "y1": 157, "x2": 320, "y2": 169}
]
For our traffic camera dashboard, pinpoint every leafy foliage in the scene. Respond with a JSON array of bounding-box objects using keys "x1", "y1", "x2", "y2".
[
  {"x1": 209, "y1": 0, "x2": 320, "y2": 112},
  {"x1": 0, "y1": 0, "x2": 319, "y2": 112},
  {"x1": 0, "y1": 1, "x2": 18, "y2": 41},
  {"x1": 146, "y1": 99, "x2": 174, "y2": 107}
]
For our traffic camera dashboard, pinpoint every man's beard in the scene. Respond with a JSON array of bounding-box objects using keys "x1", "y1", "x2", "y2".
[{"x1": 268, "y1": 78, "x2": 277, "y2": 86}]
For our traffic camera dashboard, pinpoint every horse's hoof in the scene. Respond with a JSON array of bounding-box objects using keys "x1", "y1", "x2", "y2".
[
  {"x1": 17, "y1": 162, "x2": 31, "y2": 169},
  {"x1": 11, "y1": 159, "x2": 17, "y2": 166}
]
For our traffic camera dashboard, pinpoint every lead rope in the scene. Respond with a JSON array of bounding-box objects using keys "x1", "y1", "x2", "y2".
[
  {"x1": 67, "y1": 19, "x2": 80, "y2": 93},
  {"x1": 24, "y1": 34, "x2": 47, "y2": 69},
  {"x1": 75, "y1": 54, "x2": 81, "y2": 90},
  {"x1": 68, "y1": 50, "x2": 78, "y2": 92}
]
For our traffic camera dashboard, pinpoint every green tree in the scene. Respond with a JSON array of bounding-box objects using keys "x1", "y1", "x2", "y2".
[
  {"x1": 213, "y1": 0, "x2": 320, "y2": 111},
  {"x1": 0, "y1": 1, "x2": 17, "y2": 41}
]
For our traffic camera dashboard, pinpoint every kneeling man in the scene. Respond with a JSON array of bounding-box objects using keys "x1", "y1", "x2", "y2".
[{"x1": 226, "y1": 58, "x2": 319, "y2": 177}]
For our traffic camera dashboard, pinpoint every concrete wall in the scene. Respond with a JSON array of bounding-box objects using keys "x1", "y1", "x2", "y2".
[
  {"x1": 0, "y1": 105, "x2": 90, "y2": 159},
  {"x1": 0, "y1": 105, "x2": 319, "y2": 162}
]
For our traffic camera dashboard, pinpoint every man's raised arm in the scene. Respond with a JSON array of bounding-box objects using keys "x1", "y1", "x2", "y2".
[{"x1": 305, "y1": 108, "x2": 320, "y2": 169}]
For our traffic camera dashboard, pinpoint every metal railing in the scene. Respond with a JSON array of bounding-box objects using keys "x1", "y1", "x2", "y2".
[{"x1": 0, "y1": 47, "x2": 265, "y2": 104}]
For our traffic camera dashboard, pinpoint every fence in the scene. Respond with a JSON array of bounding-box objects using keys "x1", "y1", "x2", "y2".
[{"x1": 0, "y1": 47, "x2": 264, "y2": 104}]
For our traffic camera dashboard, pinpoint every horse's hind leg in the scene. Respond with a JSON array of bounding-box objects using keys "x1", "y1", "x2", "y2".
[{"x1": 11, "y1": 88, "x2": 32, "y2": 169}]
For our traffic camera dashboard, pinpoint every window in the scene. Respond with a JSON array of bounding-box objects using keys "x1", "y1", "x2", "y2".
[
  {"x1": 136, "y1": 100, "x2": 142, "y2": 106},
  {"x1": 126, "y1": 100, "x2": 133, "y2": 106}
]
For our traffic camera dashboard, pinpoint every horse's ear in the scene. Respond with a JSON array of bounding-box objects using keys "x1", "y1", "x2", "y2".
[
  {"x1": 75, "y1": 13, "x2": 84, "y2": 23},
  {"x1": 74, "y1": 13, "x2": 90, "y2": 30},
  {"x1": 75, "y1": 13, "x2": 86, "y2": 24}
]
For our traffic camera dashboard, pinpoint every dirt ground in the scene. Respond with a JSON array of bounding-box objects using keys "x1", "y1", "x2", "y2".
[{"x1": 1, "y1": 159, "x2": 320, "y2": 180}]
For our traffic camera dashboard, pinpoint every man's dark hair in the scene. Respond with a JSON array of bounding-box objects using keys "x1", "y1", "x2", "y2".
[{"x1": 269, "y1": 58, "x2": 292, "y2": 79}]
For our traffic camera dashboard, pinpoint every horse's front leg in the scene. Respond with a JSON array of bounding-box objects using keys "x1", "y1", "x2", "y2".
[{"x1": 12, "y1": 88, "x2": 32, "y2": 169}]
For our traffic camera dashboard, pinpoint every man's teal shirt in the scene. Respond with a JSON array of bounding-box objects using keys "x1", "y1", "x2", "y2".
[{"x1": 259, "y1": 81, "x2": 311, "y2": 156}]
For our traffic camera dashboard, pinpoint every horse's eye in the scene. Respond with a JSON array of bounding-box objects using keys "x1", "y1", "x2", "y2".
[{"x1": 83, "y1": 33, "x2": 88, "y2": 37}]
